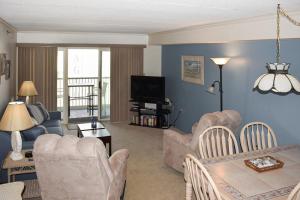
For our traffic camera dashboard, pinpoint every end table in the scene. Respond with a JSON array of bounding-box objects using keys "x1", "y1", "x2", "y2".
[{"x1": 2, "y1": 149, "x2": 35, "y2": 183}]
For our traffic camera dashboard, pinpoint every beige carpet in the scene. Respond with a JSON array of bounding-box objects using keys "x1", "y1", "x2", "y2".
[
  {"x1": 103, "y1": 122, "x2": 185, "y2": 200},
  {"x1": 29, "y1": 122, "x2": 185, "y2": 200}
]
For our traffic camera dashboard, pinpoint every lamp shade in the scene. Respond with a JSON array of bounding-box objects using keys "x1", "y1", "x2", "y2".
[
  {"x1": 0, "y1": 102, "x2": 34, "y2": 132},
  {"x1": 18, "y1": 81, "x2": 38, "y2": 97},
  {"x1": 254, "y1": 63, "x2": 300, "y2": 93},
  {"x1": 210, "y1": 58, "x2": 230, "y2": 65},
  {"x1": 207, "y1": 86, "x2": 216, "y2": 94}
]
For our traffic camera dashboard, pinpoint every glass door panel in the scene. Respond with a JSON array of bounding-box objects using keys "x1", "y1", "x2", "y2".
[
  {"x1": 67, "y1": 48, "x2": 99, "y2": 119},
  {"x1": 100, "y1": 50, "x2": 110, "y2": 119}
]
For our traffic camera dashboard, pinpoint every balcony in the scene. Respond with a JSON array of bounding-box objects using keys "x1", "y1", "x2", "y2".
[{"x1": 57, "y1": 77, "x2": 110, "y2": 119}]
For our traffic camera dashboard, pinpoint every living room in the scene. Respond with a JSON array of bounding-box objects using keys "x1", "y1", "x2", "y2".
[{"x1": 1, "y1": 0, "x2": 300, "y2": 200}]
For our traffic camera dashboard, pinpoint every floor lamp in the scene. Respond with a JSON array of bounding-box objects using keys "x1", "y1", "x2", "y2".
[{"x1": 207, "y1": 58, "x2": 230, "y2": 111}]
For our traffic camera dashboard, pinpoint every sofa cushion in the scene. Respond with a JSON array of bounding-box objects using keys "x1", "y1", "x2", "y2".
[
  {"x1": 27, "y1": 104, "x2": 45, "y2": 125},
  {"x1": 22, "y1": 125, "x2": 47, "y2": 141},
  {"x1": 42, "y1": 120, "x2": 60, "y2": 128},
  {"x1": 46, "y1": 127, "x2": 63, "y2": 136}
]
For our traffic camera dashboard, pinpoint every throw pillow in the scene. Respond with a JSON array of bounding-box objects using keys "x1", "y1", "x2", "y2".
[
  {"x1": 31, "y1": 117, "x2": 39, "y2": 126},
  {"x1": 27, "y1": 104, "x2": 45, "y2": 125},
  {"x1": 36, "y1": 102, "x2": 50, "y2": 120}
]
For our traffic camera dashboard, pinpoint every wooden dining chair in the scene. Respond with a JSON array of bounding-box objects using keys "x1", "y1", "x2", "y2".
[
  {"x1": 184, "y1": 154, "x2": 222, "y2": 200},
  {"x1": 199, "y1": 126, "x2": 239, "y2": 159},
  {"x1": 240, "y1": 122, "x2": 278, "y2": 153},
  {"x1": 288, "y1": 182, "x2": 300, "y2": 200}
]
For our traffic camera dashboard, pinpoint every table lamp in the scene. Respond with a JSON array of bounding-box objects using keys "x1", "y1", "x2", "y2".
[
  {"x1": 0, "y1": 102, "x2": 34, "y2": 160},
  {"x1": 18, "y1": 81, "x2": 38, "y2": 104}
]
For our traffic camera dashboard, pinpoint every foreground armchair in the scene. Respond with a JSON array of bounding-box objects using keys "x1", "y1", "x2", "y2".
[
  {"x1": 163, "y1": 110, "x2": 241, "y2": 173},
  {"x1": 33, "y1": 134, "x2": 129, "y2": 200}
]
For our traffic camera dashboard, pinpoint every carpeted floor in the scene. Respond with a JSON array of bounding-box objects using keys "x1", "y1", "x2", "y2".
[
  {"x1": 102, "y1": 122, "x2": 185, "y2": 200},
  {"x1": 28, "y1": 122, "x2": 185, "y2": 200}
]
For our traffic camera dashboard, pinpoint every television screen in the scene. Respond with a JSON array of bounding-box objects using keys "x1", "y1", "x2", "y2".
[{"x1": 131, "y1": 76, "x2": 165, "y2": 101}]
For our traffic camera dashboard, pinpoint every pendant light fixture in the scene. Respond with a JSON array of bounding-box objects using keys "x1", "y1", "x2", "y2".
[{"x1": 254, "y1": 4, "x2": 300, "y2": 93}]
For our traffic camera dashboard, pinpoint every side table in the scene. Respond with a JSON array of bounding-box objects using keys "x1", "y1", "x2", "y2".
[
  {"x1": 0, "y1": 182, "x2": 24, "y2": 200},
  {"x1": 2, "y1": 150, "x2": 35, "y2": 183}
]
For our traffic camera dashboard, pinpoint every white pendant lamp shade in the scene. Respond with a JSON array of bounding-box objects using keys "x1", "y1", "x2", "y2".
[
  {"x1": 210, "y1": 58, "x2": 230, "y2": 65},
  {"x1": 254, "y1": 63, "x2": 300, "y2": 93}
]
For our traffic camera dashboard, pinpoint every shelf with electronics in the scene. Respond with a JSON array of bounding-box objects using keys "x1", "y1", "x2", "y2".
[
  {"x1": 129, "y1": 100, "x2": 171, "y2": 128},
  {"x1": 129, "y1": 75, "x2": 172, "y2": 129}
]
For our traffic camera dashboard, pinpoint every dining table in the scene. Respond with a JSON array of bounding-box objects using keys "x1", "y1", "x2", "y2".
[{"x1": 201, "y1": 145, "x2": 300, "y2": 200}]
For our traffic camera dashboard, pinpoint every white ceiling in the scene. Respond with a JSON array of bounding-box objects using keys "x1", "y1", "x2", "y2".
[{"x1": 1, "y1": 0, "x2": 300, "y2": 34}]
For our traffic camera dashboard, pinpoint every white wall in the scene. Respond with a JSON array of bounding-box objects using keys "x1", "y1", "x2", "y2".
[
  {"x1": 17, "y1": 31, "x2": 162, "y2": 77},
  {"x1": 143, "y1": 45, "x2": 161, "y2": 76},
  {"x1": 149, "y1": 12, "x2": 300, "y2": 44},
  {"x1": 0, "y1": 19, "x2": 17, "y2": 115},
  {"x1": 17, "y1": 31, "x2": 148, "y2": 45}
]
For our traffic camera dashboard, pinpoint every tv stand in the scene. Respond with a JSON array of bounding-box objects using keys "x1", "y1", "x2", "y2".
[{"x1": 129, "y1": 100, "x2": 170, "y2": 129}]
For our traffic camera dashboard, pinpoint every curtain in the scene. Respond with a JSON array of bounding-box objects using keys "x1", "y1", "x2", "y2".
[
  {"x1": 18, "y1": 46, "x2": 57, "y2": 111},
  {"x1": 110, "y1": 47, "x2": 144, "y2": 122}
]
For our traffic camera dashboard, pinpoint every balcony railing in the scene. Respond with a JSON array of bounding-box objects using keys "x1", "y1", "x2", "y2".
[{"x1": 57, "y1": 77, "x2": 110, "y2": 118}]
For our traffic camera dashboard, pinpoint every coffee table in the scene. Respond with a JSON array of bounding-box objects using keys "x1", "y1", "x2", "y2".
[
  {"x1": 77, "y1": 122, "x2": 112, "y2": 155},
  {"x1": 2, "y1": 149, "x2": 35, "y2": 183},
  {"x1": 77, "y1": 122, "x2": 105, "y2": 137}
]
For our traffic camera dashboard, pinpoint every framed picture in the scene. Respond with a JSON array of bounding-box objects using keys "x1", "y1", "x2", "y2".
[
  {"x1": 4, "y1": 60, "x2": 10, "y2": 80},
  {"x1": 0, "y1": 54, "x2": 6, "y2": 75},
  {"x1": 181, "y1": 55, "x2": 204, "y2": 85}
]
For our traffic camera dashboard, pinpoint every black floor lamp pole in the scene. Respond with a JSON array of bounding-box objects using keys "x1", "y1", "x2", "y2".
[{"x1": 219, "y1": 65, "x2": 223, "y2": 111}]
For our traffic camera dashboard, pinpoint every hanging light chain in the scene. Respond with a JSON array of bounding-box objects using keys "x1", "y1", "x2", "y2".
[
  {"x1": 279, "y1": 7, "x2": 300, "y2": 26},
  {"x1": 276, "y1": 4, "x2": 280, "y2": 63},
  {"x1": 276, "y1": 4, "x2": 300, "y2": 64}
]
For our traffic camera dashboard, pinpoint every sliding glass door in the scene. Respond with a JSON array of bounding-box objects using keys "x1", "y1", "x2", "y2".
[{"x1": 57, "y1": 48, "x2": 110, "y2": 123}]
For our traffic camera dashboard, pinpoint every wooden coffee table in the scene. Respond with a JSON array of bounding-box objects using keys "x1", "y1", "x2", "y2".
[
  {"x1": 2, "y1": 149, "x2": 35, "y2": 183},
  {"x1": 77, "y1": 122, "x2": 112, "y2": 155}
]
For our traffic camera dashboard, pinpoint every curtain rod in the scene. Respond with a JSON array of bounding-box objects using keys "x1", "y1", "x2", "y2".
[{"x1": 16, "y1": 43, "x2": 146, "y2": 48}]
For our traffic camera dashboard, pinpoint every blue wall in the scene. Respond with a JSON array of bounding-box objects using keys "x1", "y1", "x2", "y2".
[{"x1": 162, "y1": 39, "x2": 300, "y2": 145}]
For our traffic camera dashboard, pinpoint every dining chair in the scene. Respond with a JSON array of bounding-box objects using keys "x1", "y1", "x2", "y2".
[
  {"x1": 184, "y1": 154, "x2": 222, "y2": 200},
  {"x1": 288, "y1": 182, "x2": 300, "y2": 200},
  {"x1": 240, "y1": 122, "x2": 278, "y2": 153},
  {"x1": 199, "y1": 126, "x2": 239, "y2": 159}
]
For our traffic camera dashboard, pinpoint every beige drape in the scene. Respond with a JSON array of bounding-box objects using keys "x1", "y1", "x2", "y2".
[
  {"x1": 18, "y1": 47, "x2": 57, "y2": 111},
  {"x1": 110, "y1": 47, "x2": 144, "y2": 122}
]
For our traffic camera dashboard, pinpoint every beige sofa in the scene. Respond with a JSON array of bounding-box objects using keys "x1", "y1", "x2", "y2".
[
  {"x1": 33, "y1": 134, "x2": 129, "y2": 200},
  {"x1": 163, "y1": 110, "x2": 242, "y2": 173}
]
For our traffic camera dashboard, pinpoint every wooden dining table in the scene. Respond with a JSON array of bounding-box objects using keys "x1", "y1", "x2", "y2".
[{"x1": 201, "y1": 145, "x2": 300, "y2": 200}]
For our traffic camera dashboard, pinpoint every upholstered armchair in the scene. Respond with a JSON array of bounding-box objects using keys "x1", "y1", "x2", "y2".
[
  {"x1": 33, "y1": 134, "x2": 129, "y2": 200},
  {"x1": 163, "y1": 110, "x2": 241, "y2": 173}
]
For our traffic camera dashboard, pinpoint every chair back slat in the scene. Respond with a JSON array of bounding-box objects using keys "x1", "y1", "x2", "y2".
[
  {"x1": 221, "y1": 132, "x2": 227, "y2": 156},
  {"x1": 199, "y1": 126, "x2": 239, "y2": 159},
  {"x1": 205, "y1": 134, "x2": 212, "y2": 158},
  {"x1": 216, "y1": 131, "x2": 222, "y2": 157},
  {"x1": 261, "y1": 126, "x2": 266, "y2": 149},
  {"x1": 288, "y1": 182, "x2": 300, "y2": 200},
  {"x1": 256, "y1": 125, "x2": 262, "y2": 150},
  {"x1": 246, "y1": 127, "x2": 252, "y2": 152},
  {"x1": 228, "y1": 136, "x2": 233, "y2": 155},
  {"x1": 184, "y1": 154, "x2": 222, "y2": 200},
  {"x1": 240, "y1": 122, "x2": 278, "y2": 153},
  {"x1": 251, "y1": 128, "x2": 256, "y2": 151}
]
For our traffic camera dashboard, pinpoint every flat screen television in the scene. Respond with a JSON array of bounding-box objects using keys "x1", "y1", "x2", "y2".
[{"x1": 131, "y1": 75, "x2": 165, "y2": 102}]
